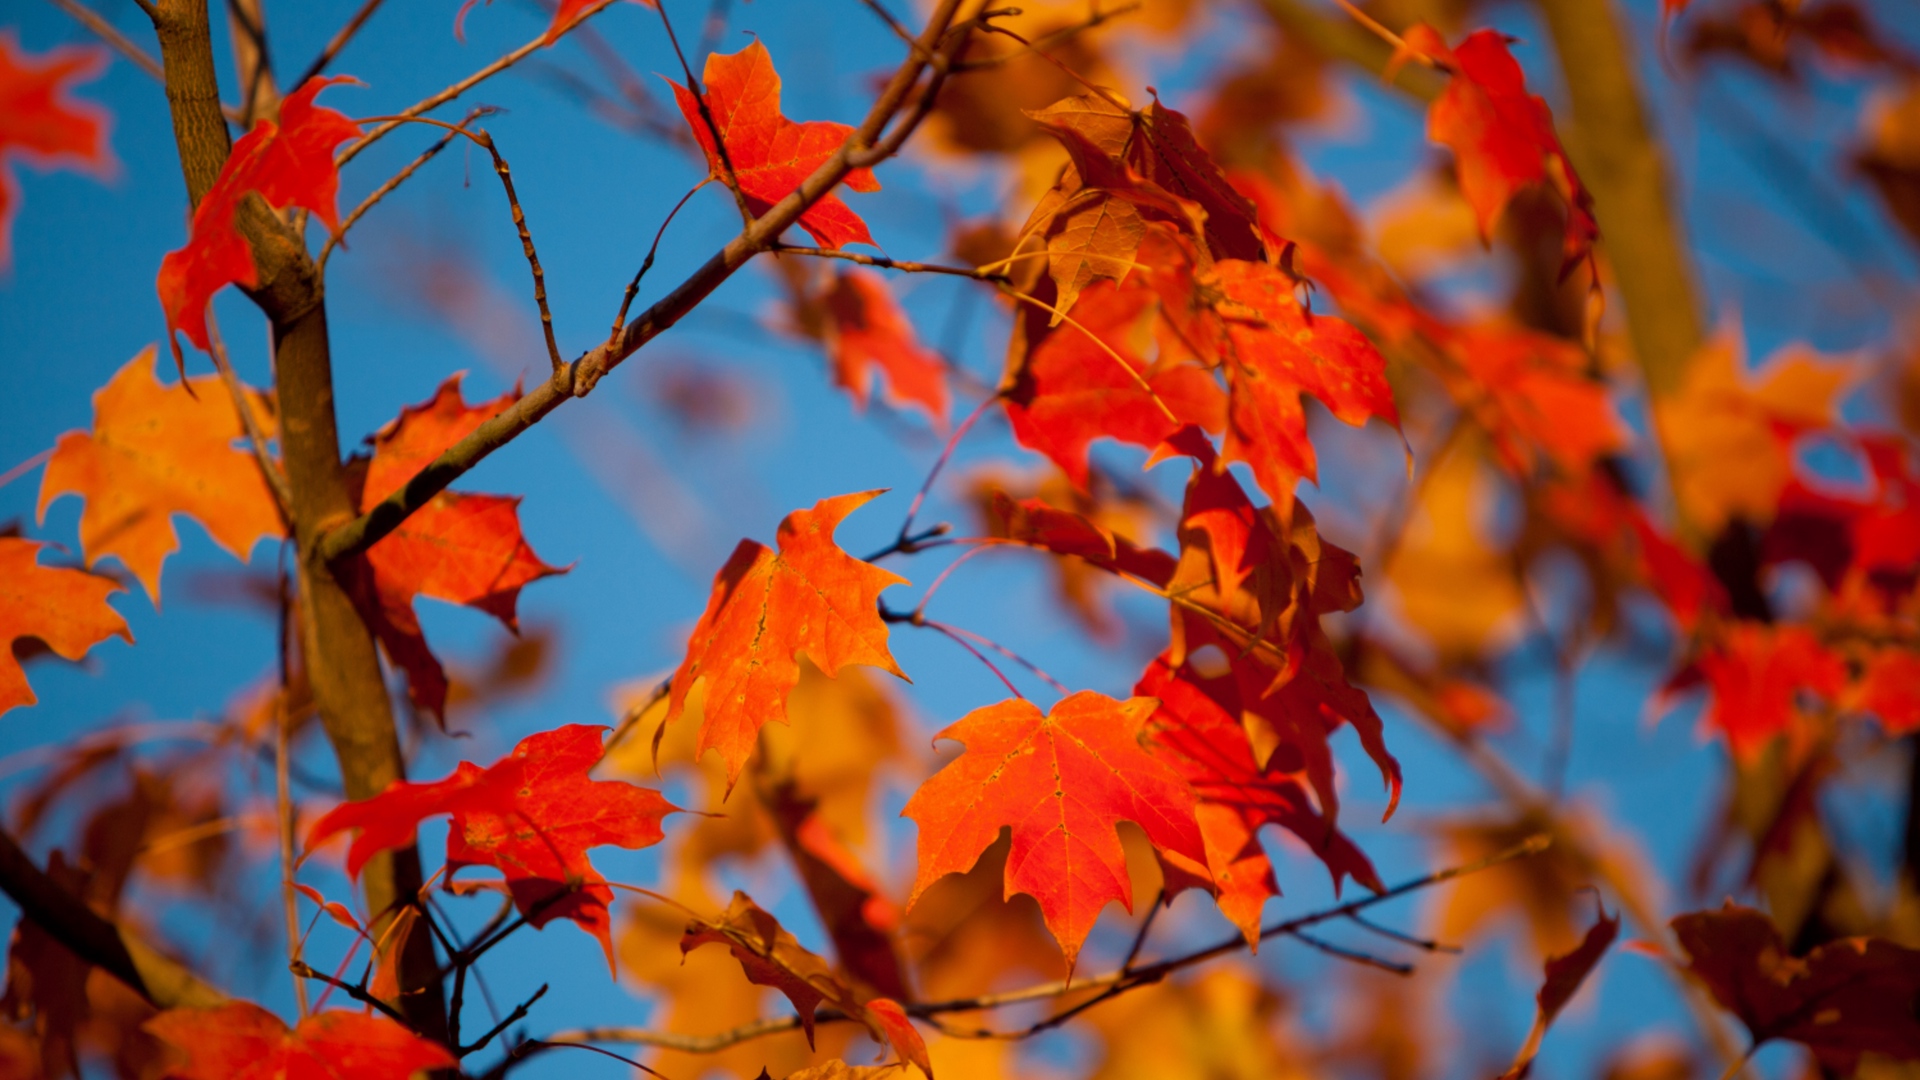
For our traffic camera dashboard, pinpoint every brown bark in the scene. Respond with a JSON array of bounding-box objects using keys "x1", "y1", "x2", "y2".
[
  {"x1": 1533, "y1": 0, "x2": 1704, "y2": 398},
  {"x1": 146, "y1": 0, "x2": 446, "y2": 1041}
]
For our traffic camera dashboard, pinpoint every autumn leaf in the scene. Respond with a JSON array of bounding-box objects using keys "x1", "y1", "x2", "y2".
[
  {"x1": 760, "y1": 784, "x2": 910, "y2": 1000},
  {"x1": 1658, "y1": 623, "x2": 1847, "y2": 761},
  {"x1": 1673, "y1": 902, "x2": 1920, "y2": 1070},
  {"x1": 1084, "y1": 967, "x2": 1312, "y2": 1080},
  {"x1": 0, "y1": 31, "x2": 112, "y2": 269},
  {"x1": 1657, "y1": 330, "x2": 1855, "y2": 536},
  {"x1": 664, "y1": 491, "x2": 908, "y2": 790},
  {"x1": 341, "y1": 375, "x2": 564, "y2": 719},
  {"x1": 145, "y1": 1001, "x2": 454, "y2": 1080},
  {"x1": 902, "y1": 690, "x2": 1209, "y2": 966},
  {"x1": 1137, "y1": 651, "x2": 1382, "y2": 942},
  {"x1": 669, "y1": 40, "x2": 881, "y2": 249},
  {"x1": 1499, "y1": 903, "x2": 1620, "y2": 1079},
  {"x1": 304, "y1": 724, "x2": 677, "y2": 968},
  {"x1": 38, "y1": 348, "x2": 282, "y2": 602},
  {"x1": 1444, "y1": 322, "x2": 1630, "y2": 476},
  {"x1": 156, "y1": 76, "x2": 364, "y2": 366},
  {"x1": 1002, "y1": 277, "x2": 1225, "y2": 491},
  {"x1": 822, "y1": 270, "x2": 949, "y2": 427},
  {"x1": 682, "y1": 891, "x2": 869, "y2": 1047},
  {"x1": 1401, "y1": 26, "x2": 1598, "y2": 275},
  {"x1": 683, "y1": 894, "x2": 930, "y2": 1075},
  {"x1": 983, "y1": 490, "x2": 1176, "y2": 587},
  {"x1": 1385, "y1": 442, "x2": 1527, "y2": 659},
  {"x1": 0, "y1": 539, "x2": 131, "y2": 719}
]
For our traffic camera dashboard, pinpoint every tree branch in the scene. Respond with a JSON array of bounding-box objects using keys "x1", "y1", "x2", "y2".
[
  {"x1": 539, "y1": 835, "x2": 1551, "y2": 1054},
  {"x1": 45, "y1": 0, "x2": 166, "y2": 81},
  {"x1": 316, "y1": 0, "x2": 975, "y2": 564},
  {"x1": 0, "y1": 826, "x2": 225, "y2": 1009}
]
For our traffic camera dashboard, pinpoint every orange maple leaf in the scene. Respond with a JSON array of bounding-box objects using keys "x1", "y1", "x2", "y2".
[
  {"x1": 342, "y1": 375, "x2": 565, "y2": 719},
  {"x1": 156, "y1": 75, "x2": 364, "y2": 366},
  {"x1": 823, "y1": 270, "x2": 950, "y2": 427},
  {"x1": 0, "y1": 31, "x2": 112, "y2": 269},
  {"x1": 0, "y1": 538, "x2": 131, "y2": 717},
  {"x1": 1404, "y1": 26, "x2": 1598, "y2": 276},
  {"x1": 669, "y1": 40, "x2": 882, "y2": 250},
  {"x1": 902, "y1": 690, "x2": 1208, "y2": 967},
  {"x1": 146, "y1": 1001, "x2": 455, "y2": 1080},
  {"x1": 305, "y1": 724, "x2": 677, "y2": 969},
  {"x1": 38, "y1": 347, "x2": 283, "y2": 602},
  {"x1": 1659, "y1": 623, "x2": 1847, "y2": 761},
  {"x1": 664, "y1": 491, "x2": 907, "y2": 789}
]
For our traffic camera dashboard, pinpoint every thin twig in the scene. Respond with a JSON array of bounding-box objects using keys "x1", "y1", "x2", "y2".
[
  {"x1": 336, "y1": 0, "x2": 621, "y2": 168},
  {"x1": 1121, "y1": 889, "x2": 1164, "y2": 971},
  {"x1": 461, "y1": 983, "x2": 549, "y2": 1057},
  {"x1": 1344, "y1": 911, "x2": 1460, "y2": 953},
  {"x1": 542, "y1": 835, "x2": 1551, "y2": 1054},
  {"x1": 45, "y1": 0, "x2": 164, "y2": 80},
  {"x1": 204, "y1": 311, "x2": 292, "y2": 521},
  {"x1": 475, "y1": 129, "x2": 566, "y2": 371},
  {"x1": 771, "y1": 243, "x2": 1010, "y2": 282},
  {"x1": 656, "y1": 0, "x2": 754, "y2": 226},
  {"x1": 273, "y1": 564, "x2": 308, "y2": 1016},
  {"x1": 295, "y1": 0, "x2": 384, "y2": 86},
  {"x1": 951, "y1": 2, "x2": 1141, "y2": 71},
  {"x1": 1284, "y1": 927, "x2": 1413, "y2": 974},
  {"x1": 318, "y1": 107, "x2": 493, "y2": 272},
  {"x1": 609, "y1": 180, "x2": 710, "y2": 346},
  {"x1": 290, "y1": 960, "x2": 409, "y2": 1025}
]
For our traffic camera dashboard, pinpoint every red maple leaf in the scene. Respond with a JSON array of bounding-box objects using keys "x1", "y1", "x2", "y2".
[
  {"x1": 0, "y1": 538, "x2": 130, "y2": 718},
  {"x1": 664, "y1": 491, "x2": 908, "y2": 789},
  {"x1": 823, "y1": 270, "x2": 950, "y2": 427},
  {"x1": 146, "y1": 1001, "x2": 454, "y2": 1080},
  {"x1": 1659, "y1": 623, "x2": 1847, "y2": 760},
  {"x1": 156, "y1": 76, "x2": 363, "y2": 366},
  {"x1": 342, "y1": 375, "x2": 565, "y2": 720},
  {"x1": 902, "y1": 690, "x2": 1209, "y2": 967},
  {"x1": 1137, "y1": 652, "x2": 1382, "y2": 943},
  {"x1": 304, "y1": 724, "x2": 678, "y2": 968},
  {"x1": 0, "y1": 31, "x2": 112, "y2": 269},
  {"x1": 1402, "y1": 26, "x2": 1599, "y2": 275},
  {"x1": 1003, "y1": 278, "x2": 1225, "y2": 490},
  {"x1": 668, "y1": 40, "x2": 882, "y2": 249}
]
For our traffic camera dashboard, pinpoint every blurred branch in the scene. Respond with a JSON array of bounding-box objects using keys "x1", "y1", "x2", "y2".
[
  {"x1": 1253, "y1": 0, "x2": 1443, "y2": 102},
  {"x1": 45, "y1": 0, "x2": 165, "y2": 80},
  {"x1": 294, "y1": 0, "x2": 383, "y2": 86},
  {"x1": 1533, "y1": 0, "x2": 1703, "y2": 398},
  {"x1": 537, "y1": 836, "x2": 1550, "y2": 1053},
  {"x1": 0, "y1": 826, "x2": 226, "y2": 1010}
]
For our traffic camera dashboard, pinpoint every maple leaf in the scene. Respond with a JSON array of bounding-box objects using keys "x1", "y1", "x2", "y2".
[
  {"x1": 1002, "y1": 278, "x2": 1225, "y2": 491},
  {"x1": 664, "y1": 490, "x2": 908, "y2": 790},
  {"x1": 341, "y1": 375, "x2": 564, "y2": 719},
  {"x1": 1444, "y1": 323, "x2": 1629, "y2": 476},
  {"x1": 304, "y1": 724, "x2": 677, "y2": 968},
  {"x1": 1499, "y1": 903, "x2": 1620, "y2": 1079},
  {"x1": 1202, "y1": 258, "x2": 1401, "y2": 512},
  {"x1": 1137, "y1": 652, "x2": 1382, "y2": 943},
  {"x1": 157, "y1": 76, "x2": 364, "y2": 365},
  {"x1": 682, "y1": 893, "x2": 931, "y2": 1075},
  {"x1": 0, "y1": 31, "x2": 112, "y2": 269},
  {"x1": 822, "y1": 270, "x2": 949, "y2": 427},
  {"x1": 760, "y1": 783, "x2": 909, "y2": 1000},
  {"x1": 983, "y1": 490, "x2": 1177, "y2": 587},
  {"x1": 1673, "y1": 902, "x2": 1920, "y2": 1070},
  {"x1": 902, "y1": 690, "x2": 1209, "y2": 967},
  {"x1": 0, "y1": 539, "x2": 131, "y2": 718},
  {"x1": 38, "y1": 348, "x2": 282, "y2": 602},
  {"x1": 145, "y1": 1001, "x2": 454, "y2": 1080},
  {"x1": 669, "y1": 40, "x2": 881, "y2": 250},
  {"x1": 1657, "y1": 332, "x2": 1855, "y2": 535},
  {"x1": 1402, "y1": 26, "x2": 1598, "y2": 274},
  {"x1": 1659, "y1": 623, "x2": 1847, "y2": 761}
]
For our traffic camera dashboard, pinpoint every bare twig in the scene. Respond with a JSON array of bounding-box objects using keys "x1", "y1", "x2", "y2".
[
  {"x1": 317, "y1": 107, "x2": 494, "y2": 272},
  {"x1": 291, "y1": 960, "x2": 410, "y2": 1025},
  {"x1": 336, "y1": 0, "x2": 621, "y2": 168},
  {"x1": 203, "y1": 311, "x2": 292, "y2": 521},
  {"x1": 461, "y1": 983, "x2": 549, "y2": 1057},
  {"x1": 295, "y1": 0, "x2": 384, "y2": 87},
  {"x1": 609, "y1": 180, "x2": 710, "y2": 346},
  {"x1": 45, "y1": 0, "x2": 164, "y2": 80},
  {"x1": 772, "y1": 243, "x2": 1011, "y2": 282}
]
